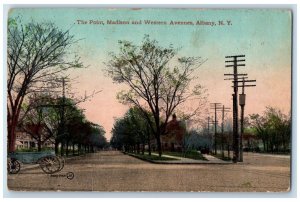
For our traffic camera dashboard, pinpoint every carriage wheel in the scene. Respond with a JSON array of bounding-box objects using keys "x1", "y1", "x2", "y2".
[
  {"x1": 8, "y1": 158, "x2": 21, "y2": 174},
  {"x1": 39, "y1": 156, "x2": 61, "y2": 174},
  {"x1": 57, "y1": 156, "x2": 65, "y2": 171}
]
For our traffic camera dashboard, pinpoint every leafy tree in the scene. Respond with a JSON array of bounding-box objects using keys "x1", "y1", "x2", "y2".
[
  {"x1": 111, "y1": 117, "x2": 135, "y2": 152},
  {"x1": 110, "y1": 119, "x2": 126, "y2": 150},
  {"x1": 19, "y1": 93, "x2": 108, "y2": 155},
  {"x1": 106, "y1": 35, "x2": 207, "y2": 156},
  {"x1": 20, "y1": 97, "x2": 54, "y2": 151},
  {"x1": 89, "y1": 124, "x2": 107, "y2": 149},
  {"x1": 7, "y1": 17, "x2": 83, "y2": 152},
  {"x1": 248, "y1": 114, "x2": 268, "y2": 151},
  {"x1": 249, "y1": 107, "x2": 291, "y2": 153},
  {"x1": 110, "y1": 107, "x2": 154, "y2": 155}
]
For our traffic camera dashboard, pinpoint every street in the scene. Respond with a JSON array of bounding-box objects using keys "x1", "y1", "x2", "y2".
[{"x1": 7, "y1": 151, "x2": 290, "y2": 192}]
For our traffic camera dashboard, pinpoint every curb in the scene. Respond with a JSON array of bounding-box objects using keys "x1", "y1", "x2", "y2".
[
  {"x1": 124, "y1": 152, "x2": 233, "y2": 165},
  {"x1": 125, "y1": 152, "x2": 161, "y2": 164}
]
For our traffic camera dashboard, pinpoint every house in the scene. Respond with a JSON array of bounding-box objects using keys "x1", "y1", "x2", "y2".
[
  {"x1": 160, "y1": 114, "x2": 186, "y2": 152},
  {"x1": 15, "y1": 127, "x2": 54, "y2": 150},
  {"x1": 15, "y1": 130, "x2": 37, "y2": 149}
]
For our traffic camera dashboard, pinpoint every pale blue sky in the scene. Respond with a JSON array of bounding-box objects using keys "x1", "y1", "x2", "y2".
[{"x1": 9, "y1": 8, "x2": 291, "y2": 62}]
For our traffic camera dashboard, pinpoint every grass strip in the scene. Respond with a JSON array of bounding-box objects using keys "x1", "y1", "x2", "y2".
[
  {"x1": 162, "y1": 151, "x2": 208, "y2": 161},
  {"x1": 127, "y1": 152, "x2": 178, "y2": 161}
]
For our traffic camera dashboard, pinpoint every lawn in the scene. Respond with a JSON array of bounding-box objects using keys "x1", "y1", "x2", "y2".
[
  {"x1": 160, "y1": 150, "x2": 208, "y2": 161},
  {"x1": 127, "y1": 153, "x2": 178, "y2": 161}
]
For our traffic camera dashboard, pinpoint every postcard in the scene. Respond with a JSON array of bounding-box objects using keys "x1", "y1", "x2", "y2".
[{"x1": 6, "y1": 7, "x2": 291, "y2": 192}]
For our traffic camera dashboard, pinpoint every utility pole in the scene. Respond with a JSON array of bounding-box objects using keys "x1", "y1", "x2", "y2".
[
  {"x1": 224, "y1": 55, "x2": 246, "y2": 163},
  {"x1": 207, "y1": 116, "x2": 218, "y2": 153},
  {"x1": 36, "y1": 76, "x2": 71, "y2": 155},
  {"x1": 233, "y1": 77, "x2": 256, "y2": 162},
  {"x1": 210, "y1": 103, "x2": 222, "y2": 155},
  {"x1": 221, "y1": 105, "x2": 230, "y2": 158},
  {"x1": 207, "y1": 116, "x2": 211, "y2": 151},
  {"x1": 207, "y1": 116, "x2": 210, "y2": 137}
]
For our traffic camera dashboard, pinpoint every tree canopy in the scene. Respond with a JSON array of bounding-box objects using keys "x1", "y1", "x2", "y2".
[
  {"x1": 110, "y1": 107, "x2": 154, "y2": 154},
  {"x1": 249, "y1": 107, "x2": 290, "y2": 153},
  {"x1": 7, "y1": 17, "x2": 83, "y2": 152},
  {"x1": 106, "y1": 35, "x2": 207, "y2": 156}
]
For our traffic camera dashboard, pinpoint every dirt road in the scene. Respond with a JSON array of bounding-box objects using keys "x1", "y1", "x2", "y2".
[{"x1": 7, "y1": 151, "x2": 291, "y2": 192}]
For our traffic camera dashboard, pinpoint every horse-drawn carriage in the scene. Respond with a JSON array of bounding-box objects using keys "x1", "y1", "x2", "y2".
[{"x1": 8, "y1": 151, "x2": 64, "y2": 174}]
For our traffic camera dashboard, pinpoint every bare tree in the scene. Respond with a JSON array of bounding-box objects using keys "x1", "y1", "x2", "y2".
[
  {"x1": 7, "y1": 17, "x2": 83, "y2": 152},
  {"x1": 106, "y1": 35, "x2": 207, "y2": 156}
]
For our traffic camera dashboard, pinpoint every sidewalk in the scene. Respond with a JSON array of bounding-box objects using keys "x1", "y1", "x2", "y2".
[{"x1": 142, "y1": 153, "x2": 232, "y2": 164}]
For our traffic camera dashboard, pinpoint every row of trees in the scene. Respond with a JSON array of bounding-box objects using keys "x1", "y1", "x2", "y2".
[
  {"x1": 111, "y1": 106, "x2": 291, "y2": 157},
  {"x1": 197, "y1": 106, "x2": 291, "y2": 155},
  {"x1": 20, "y1": 94, "x2": 107, "y2": 155},
  {"x1": 7, "y1": 17, "x2": 107, "y2": 154},
  {"x1": 248, "y1": 107, "x2": 291, "y2": 153},
  {"x1": 110, "y1": 108, "x2": 235, "y2": 157},
  {"x1": 110, "y1": 107, "x2": 153, "y2": 155}
]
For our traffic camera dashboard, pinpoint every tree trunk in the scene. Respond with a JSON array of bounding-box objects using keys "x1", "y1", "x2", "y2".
[
  {"x1": 55, "y1": 140, "x2": 59, "y2": 155},
  {"x1": 282, "y1": 135, "x2": 286, "y2": 153},
  {"x1": 247, "y1": 139, "x2": 250, "y2": 152},
  {"x1": 8, "y1": 117, "x2": 18, "y2": 152},
  {"x1": 66, "y1": 141, "x2": 69, "y2": 156},
  {"x1": 137, "y1": 144, "x2": 140, "y2": 154},
  {"x1": 8, "y1": 93, "x2": 26, "y2": 153},
  {"x1": 72, "y1": 143, "x2": 75, "y2": 155},
  {"x1": 38, "y1": 140, "x2": 42, "y2": 152},
  {"x1": 227, "y1": 144, "x2": 230, "y2": 158},
  {"x1": 147, "y1": 124, "x2": 152, "y2": 156},
  {"x1": 60, "y1": 142, "x2": 64, "y2": 156},
  {"x1": 142, "y1": 142, "x2": 145, "y2": 155},
  {"x1": 263, "y1": 139, "x2": 266, "y2": 152},
  {"x1": 148, "y1": 145, "x2": 152, "y2": 156},
  {"x1": 156, "y1": 136, "x2": 162, "y2": 157}
]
